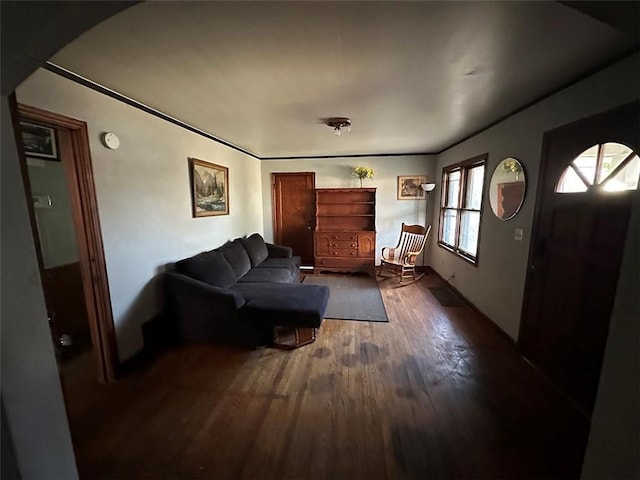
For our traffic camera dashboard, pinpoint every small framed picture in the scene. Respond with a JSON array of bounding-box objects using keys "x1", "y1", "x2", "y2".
[
  {"x1": 20, "y1": 121, "x2": 58, "y2": 160},
  {"x1": 398, "y1": 175, "x2": 427, "y2": 200},
  {"x1": 189, "y1": 158, "x2": 229, "y2": 217}
]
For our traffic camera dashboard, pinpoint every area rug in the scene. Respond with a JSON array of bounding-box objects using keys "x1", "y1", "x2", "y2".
[
  {"x1": 302, "y1": 274, "x2": 389, "y2": 322},
  {"x1": 428, "y1": 286, "x2": 465, "y2": 307}
]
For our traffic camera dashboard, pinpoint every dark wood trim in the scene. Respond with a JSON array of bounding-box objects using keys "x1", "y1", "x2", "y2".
[
  {"x1": 46, "y1": 49, "x2": 638, "y2": 161},
  {"x1": 594, "y1": 143, "x2": 605, "y2": 185},
  {"x1": 16, "y1": 103, "x2": 118, "y2": 383},
  {"x1": 44, "y1": 62, "x2": 261, "y2": 161},
  {"x1": 46, "y1": 61, "x2": 437, "y2": 160},
  {"x1": 262, "y1": 152, "x2": 436, "y2": 160},
  {"x1": 437, "y1": 153, "x2": 488, "y2": 265},
  {"x1": 428, "y1": 267, "x2": 516, "y2": 348},
  {"x1": 437, "y1": 47, "x2": 640, "y2": 156}
]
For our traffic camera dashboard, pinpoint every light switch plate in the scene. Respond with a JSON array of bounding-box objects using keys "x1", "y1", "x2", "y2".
[
  {"x1": 33, "y1": 194, "x2": 52, "y2": 209},
  {"x1": 514, "y1": 228, "x2": 523, "y2": 241}
]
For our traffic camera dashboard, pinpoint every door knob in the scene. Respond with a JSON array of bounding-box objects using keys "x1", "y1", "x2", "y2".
[{"x1": 58, "y1": 334, "x2": 73, "y2": 347}]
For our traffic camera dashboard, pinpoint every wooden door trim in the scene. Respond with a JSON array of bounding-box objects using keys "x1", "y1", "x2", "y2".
[
  {"x1": 271, "y1": 172, "x2": 316, "y2": 246},
  {"x1": 15, "y1": 102, "x2": 118, "y2": 383},
  {"x1": 518, "y1": 100, "x2": 639, "y2": 347}
]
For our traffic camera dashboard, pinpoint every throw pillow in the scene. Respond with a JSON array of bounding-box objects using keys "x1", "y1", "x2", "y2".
[
  {"x1": 174, "y1": 250, "x2": 236, "y2": 288},
  {"x1": 239, "y1": 233, "x2": 269, "y2": 267},
  {"x1": 220, "y1": 239, "x2": 252, "y2": 279}
]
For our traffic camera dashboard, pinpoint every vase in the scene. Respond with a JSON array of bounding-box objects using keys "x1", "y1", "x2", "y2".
[{"x1": 359, "y1": 178, "x2": 363, "y2": 187}]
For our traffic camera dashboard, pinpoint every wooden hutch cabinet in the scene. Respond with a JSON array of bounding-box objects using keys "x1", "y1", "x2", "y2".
[{"x1": 314, "y1": 188, "x2": 376, "y2": 273}]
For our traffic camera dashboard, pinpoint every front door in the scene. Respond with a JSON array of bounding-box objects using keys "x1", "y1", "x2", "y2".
[
  {"x1": 272, "y1": 173, "x2": 315, "y2": 266},
  {"x1": 519, "y1": 101, "x2": 639, "y2": 414}
]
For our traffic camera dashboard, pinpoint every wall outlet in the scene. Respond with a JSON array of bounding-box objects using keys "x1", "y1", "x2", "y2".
[{"x1": 514, "y1": 228, "x2": 523, "y2": 241}]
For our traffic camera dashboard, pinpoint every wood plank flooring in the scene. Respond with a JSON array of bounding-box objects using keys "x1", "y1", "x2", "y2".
[{"x1": 61, "y1": 273, "x2": 589, "y2": 479}]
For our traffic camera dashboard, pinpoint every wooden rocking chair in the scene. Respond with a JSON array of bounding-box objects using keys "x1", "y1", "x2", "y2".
[{"x1": 378, "y1": 223, "x2": 431, "y2": 285}]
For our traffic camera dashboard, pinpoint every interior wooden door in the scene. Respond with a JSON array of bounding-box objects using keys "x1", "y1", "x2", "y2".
[
  {"x1": 519, "y1": 101, "x2": 639, "y2": 415},
  {"x1": 272, "y1": 172, "x2": 315, "y2": 266},
  {"x1": 15, "y1": 101, "x2": 117, "y2": 382}
]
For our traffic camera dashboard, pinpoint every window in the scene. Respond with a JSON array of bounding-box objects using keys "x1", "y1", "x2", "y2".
[
  {"x1": 556, "y1": 142, "x2": 639, "y2": 193},
  {"x1": 439, "y1": 154, "x2": 487, "y2": 263}
]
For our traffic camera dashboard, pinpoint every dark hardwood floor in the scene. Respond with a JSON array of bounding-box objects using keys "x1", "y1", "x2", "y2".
[{"x1": 61, "y1": 273, "x2": 589, "y2": 479}]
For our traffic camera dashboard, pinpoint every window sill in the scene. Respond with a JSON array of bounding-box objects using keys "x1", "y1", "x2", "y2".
[{"x1": 437, "y1": 242, "x2": 478, "y2": 266}]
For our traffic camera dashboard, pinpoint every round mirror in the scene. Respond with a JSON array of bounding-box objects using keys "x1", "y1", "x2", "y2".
[{"x1": 490, "y1": 158, "x2": 526, "y2": 220}]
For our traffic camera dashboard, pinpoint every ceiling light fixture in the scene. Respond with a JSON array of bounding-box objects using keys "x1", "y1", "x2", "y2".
[{"x1": 326, "y1": 117, "x2": 351, "y2": 136}]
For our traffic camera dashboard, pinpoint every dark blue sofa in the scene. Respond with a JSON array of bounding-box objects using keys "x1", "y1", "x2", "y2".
[{"x1": 165, "y1": 233, "x2": 329, "y2": 348}]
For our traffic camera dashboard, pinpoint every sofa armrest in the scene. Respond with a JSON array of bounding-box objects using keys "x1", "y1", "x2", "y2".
[
  {"x1": 164, "y1": 272, "x2": 247, "y2": 343},
  {"x1": 166, "y1": 272, "x2": 245, "y2": 308},
  {"x1": 266, "y1": 243, "x2": 293, "y2": 258}
]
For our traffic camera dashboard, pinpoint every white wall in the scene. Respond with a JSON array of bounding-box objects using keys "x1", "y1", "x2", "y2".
[
  {"x1": 430, "y1": 53, "x2": 640, "y2": 340},
  {"x1": 261, "y1": 155, "x2": 437, "y2": 264},
  {"x1": 17, "y1": 69, "x2": 264, "y2": 361},
  {"x1": 1, "y1": 96, "x2": 78, "y2": 479}
]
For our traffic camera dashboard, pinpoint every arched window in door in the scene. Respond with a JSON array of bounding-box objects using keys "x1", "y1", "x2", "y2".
[{"x1": 556, "y1": 142, "x2": 639, "y2": 193}]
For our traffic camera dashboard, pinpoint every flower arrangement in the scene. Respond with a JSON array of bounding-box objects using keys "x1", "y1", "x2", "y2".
[
  {"x1": 352, "y1": 166, "x2": 375, "y2": 187},
  {"x1": 502, "y1": 159, "x2": 523, "y2": 181},
  {"x1": 502, "y1": 159, "x2": 522, "y2": 174}
]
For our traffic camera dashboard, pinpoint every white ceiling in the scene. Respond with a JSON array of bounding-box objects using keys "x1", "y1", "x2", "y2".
[{"x1": 49, "y1": 1, "x2": 637, "y2": 159}]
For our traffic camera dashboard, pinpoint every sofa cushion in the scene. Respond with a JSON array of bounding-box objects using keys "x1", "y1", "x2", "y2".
[
  {"x1": 219, "y1": 239, "x2": 252, "y2": 279},
  {"x1": 257, "y1": 256, "x2": 301, "y2": 275},
  {"x1": 174, "y1": 250, "x2": 236, "y2": 288},
  {"x1": 240, "y1": 233, "x2": 269, "y2": 267},
  {"x1": 237, "y1": 267, "x2": 294, "y2": 284},
  {"x1": 234, "y1": 283, "x2": 329, "y2": 329}
]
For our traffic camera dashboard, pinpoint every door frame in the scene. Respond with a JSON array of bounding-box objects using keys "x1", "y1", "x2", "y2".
[
  {"x1": 518, "y1": 100, "x2": 639, "y2": 407},
  {"x1": 13, "y1": 100, "x2": 118, "y2": 383}
]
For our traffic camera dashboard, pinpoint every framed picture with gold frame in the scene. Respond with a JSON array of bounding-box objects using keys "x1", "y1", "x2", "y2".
[
  {"x1": 189, "y1": 158, "x2": 229, "y2": 217},
  {"x1": 397, "y1": 175, "x2": 426, "y2": 200}
]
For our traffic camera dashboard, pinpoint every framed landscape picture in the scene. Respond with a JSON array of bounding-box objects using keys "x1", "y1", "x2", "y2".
[
  {"x1": 189, "y1": 158, "x2": 229, "y2": 217},
  {"x1": 398, "y1": 175, "x2": 426, "y2": 200},
  {"x1": 20, "y1": 121, "x2": 58, "y2": 160}
]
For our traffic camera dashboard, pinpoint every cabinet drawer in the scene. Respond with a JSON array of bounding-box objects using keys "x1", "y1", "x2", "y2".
[
  {"x1": 328, "y1": 240, "x2": 358, "y2": 249},
  {"x1": 327, "y1": 249, "x2": 358, "y2": 257},
  {"x1": 327, "y1": 232, "x2": 359, "y2": 241},
  {"x1": 314, "y1": 257, "x2": 372, "y2": 268}
]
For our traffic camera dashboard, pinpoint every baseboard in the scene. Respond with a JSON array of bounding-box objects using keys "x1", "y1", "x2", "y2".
[
  {"x1": 415, "y1": 265, "x2": 434, "y2": 274},
  {"x1": 118, "y1": 313, "x2": 179, "y2": 376},
  {"x1": 428, "y1": 268, "x2": 516, "y2": 347},
  {"x1": 143, "y1": 312, "x2": 180, "y2": 350}
]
